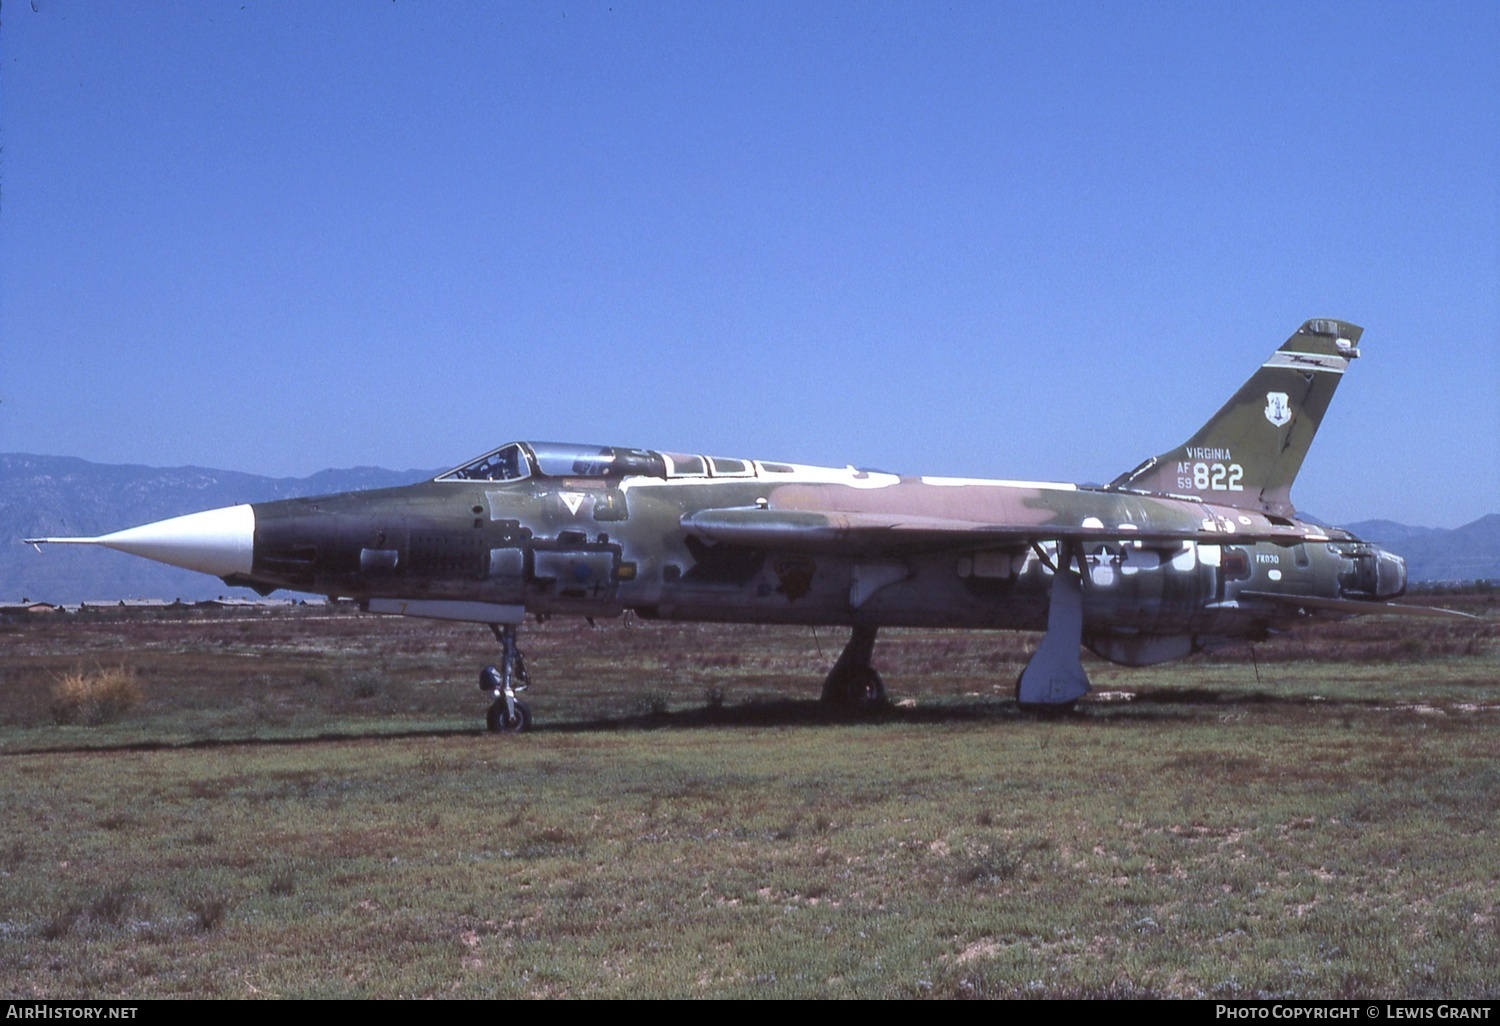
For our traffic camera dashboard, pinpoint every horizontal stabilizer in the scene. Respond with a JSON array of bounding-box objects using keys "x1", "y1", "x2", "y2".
[{"x1": 1237, "y1": 590, "x2": 1477, "y2": 620}]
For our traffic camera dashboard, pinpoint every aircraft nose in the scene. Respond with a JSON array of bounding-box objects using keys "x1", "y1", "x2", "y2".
[{"x1": 38, "y1": 504, "x2": 257, "y2": 578}]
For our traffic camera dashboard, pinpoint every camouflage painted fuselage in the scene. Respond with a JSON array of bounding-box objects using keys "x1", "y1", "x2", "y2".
[
  {"x1": 239, "y1": 445, "x2": 1402, "y2": 667},
  {"x1": 34, "y1": 320, "x2": 1427, "y2": 682}
]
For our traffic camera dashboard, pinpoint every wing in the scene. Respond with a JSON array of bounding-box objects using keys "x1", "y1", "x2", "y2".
[
  {"x1": 679, "y1": 506, "x2": 1472, "y2": 621},
  {"x1": 679, "y1": 506, "x2": 1317, "y2": 554}
]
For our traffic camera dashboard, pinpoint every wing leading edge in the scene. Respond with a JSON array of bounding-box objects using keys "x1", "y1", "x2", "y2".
[
  {"x1": 679, "y1": 506, "x2": 1470, "y2": 621},
  {"x1": 680, "y1": 505, "x2": 1319, "y2": 554}
]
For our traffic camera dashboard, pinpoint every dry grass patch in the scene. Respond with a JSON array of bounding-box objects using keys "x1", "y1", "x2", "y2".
[{"x1": 50, "y1": 666, "x2": 143, "y2": 726}]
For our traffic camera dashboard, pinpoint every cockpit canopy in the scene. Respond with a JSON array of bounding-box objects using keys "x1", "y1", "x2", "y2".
[
  {"x1": 436, "y1": 442, "x2": 772, "y2": 483},
  {"x1": 436, "y1": 442, "x2": 666, "y2": 482}
]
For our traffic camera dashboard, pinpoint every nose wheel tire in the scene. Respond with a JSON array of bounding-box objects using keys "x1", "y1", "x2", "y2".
[{"x1": 487, "y1": 697, "x2": 532, "y2": 734}]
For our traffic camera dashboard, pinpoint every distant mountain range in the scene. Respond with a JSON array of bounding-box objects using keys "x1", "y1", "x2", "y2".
[
  {"x1": 1338, "y1": 516, "x2": 1500, "y2": 586},
  {"x1": 3, "y1": 453, "x2": 1496, "y2": 602}
]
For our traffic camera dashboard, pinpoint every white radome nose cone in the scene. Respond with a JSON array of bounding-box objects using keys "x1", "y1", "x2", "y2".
[{"x1": 31, "y1": 504, "x2": 256, "y2": 578}]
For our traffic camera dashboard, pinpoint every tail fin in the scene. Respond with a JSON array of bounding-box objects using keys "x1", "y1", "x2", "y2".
[{"x1": 1108, "y1": 318, "x2": 1363, "y2": 518}]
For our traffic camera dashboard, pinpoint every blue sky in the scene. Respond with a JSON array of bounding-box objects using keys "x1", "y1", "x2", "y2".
[{"x1": 2, "y1": 1, "x2": 1496, "y2": 527}]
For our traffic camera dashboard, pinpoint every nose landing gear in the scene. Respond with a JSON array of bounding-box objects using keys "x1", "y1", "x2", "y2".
[{"x1": 481, "y1": 623, "x2": 532, "y2": 733}]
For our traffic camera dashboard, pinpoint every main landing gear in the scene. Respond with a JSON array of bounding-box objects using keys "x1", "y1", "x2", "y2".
[
  {"x1": 1015, "y1": 543, "x2": 1092, "y2": 712},
  {"x1": 821, "y1": 624, "x2": 888, "y2": 710},
  {"x1": 480, "y1": 623, "x2": 532, "y2": 733}
]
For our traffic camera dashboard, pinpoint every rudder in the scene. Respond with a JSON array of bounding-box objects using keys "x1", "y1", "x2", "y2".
[{"x1": 1108, "y1": 318, "x2": 1363, "y2": 518}]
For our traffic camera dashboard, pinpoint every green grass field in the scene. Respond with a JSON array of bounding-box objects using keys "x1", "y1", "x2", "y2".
[{"x1": 1, "y1": 604, "x2": 1496, "y2": 998}]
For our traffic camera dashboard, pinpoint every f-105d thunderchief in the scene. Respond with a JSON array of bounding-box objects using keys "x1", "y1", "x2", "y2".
[{"x1": 30, "y1": 319, "x2": 1458, "y2": 731}]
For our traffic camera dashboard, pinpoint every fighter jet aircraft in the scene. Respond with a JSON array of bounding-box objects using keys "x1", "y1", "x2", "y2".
[{"x1": 28, "y1": 319, "x2": 1460, "y2": 732}]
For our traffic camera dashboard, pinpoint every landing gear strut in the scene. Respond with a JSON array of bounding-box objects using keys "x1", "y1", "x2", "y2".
[
  {"x1": 821, "y1": 624, "x2": 888, "y2": 709},
  {"x1": 481, "y1": 623, "x2": 532, "y2": 733},
  {"x1": 1016, "y1": 544, "x2": 1091, "y2": 711}
]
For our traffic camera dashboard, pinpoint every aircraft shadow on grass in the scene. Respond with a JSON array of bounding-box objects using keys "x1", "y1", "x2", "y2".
[
  {"x1": 5, "y1": 689, "x2": 1413, "y2": 757},
  {"x1": 543, "y1": 688, "x2": 1398, "y2": 732}
]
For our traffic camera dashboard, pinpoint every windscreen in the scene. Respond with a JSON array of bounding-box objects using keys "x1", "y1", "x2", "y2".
[{"x1": 436, "y1": 443, "x2": 530, "y2": 482}]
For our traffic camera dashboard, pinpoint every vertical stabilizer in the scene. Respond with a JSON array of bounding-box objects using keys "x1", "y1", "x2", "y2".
[{"x1": 1108, "y1": 319, "x2": 1363, "y2": 518}]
